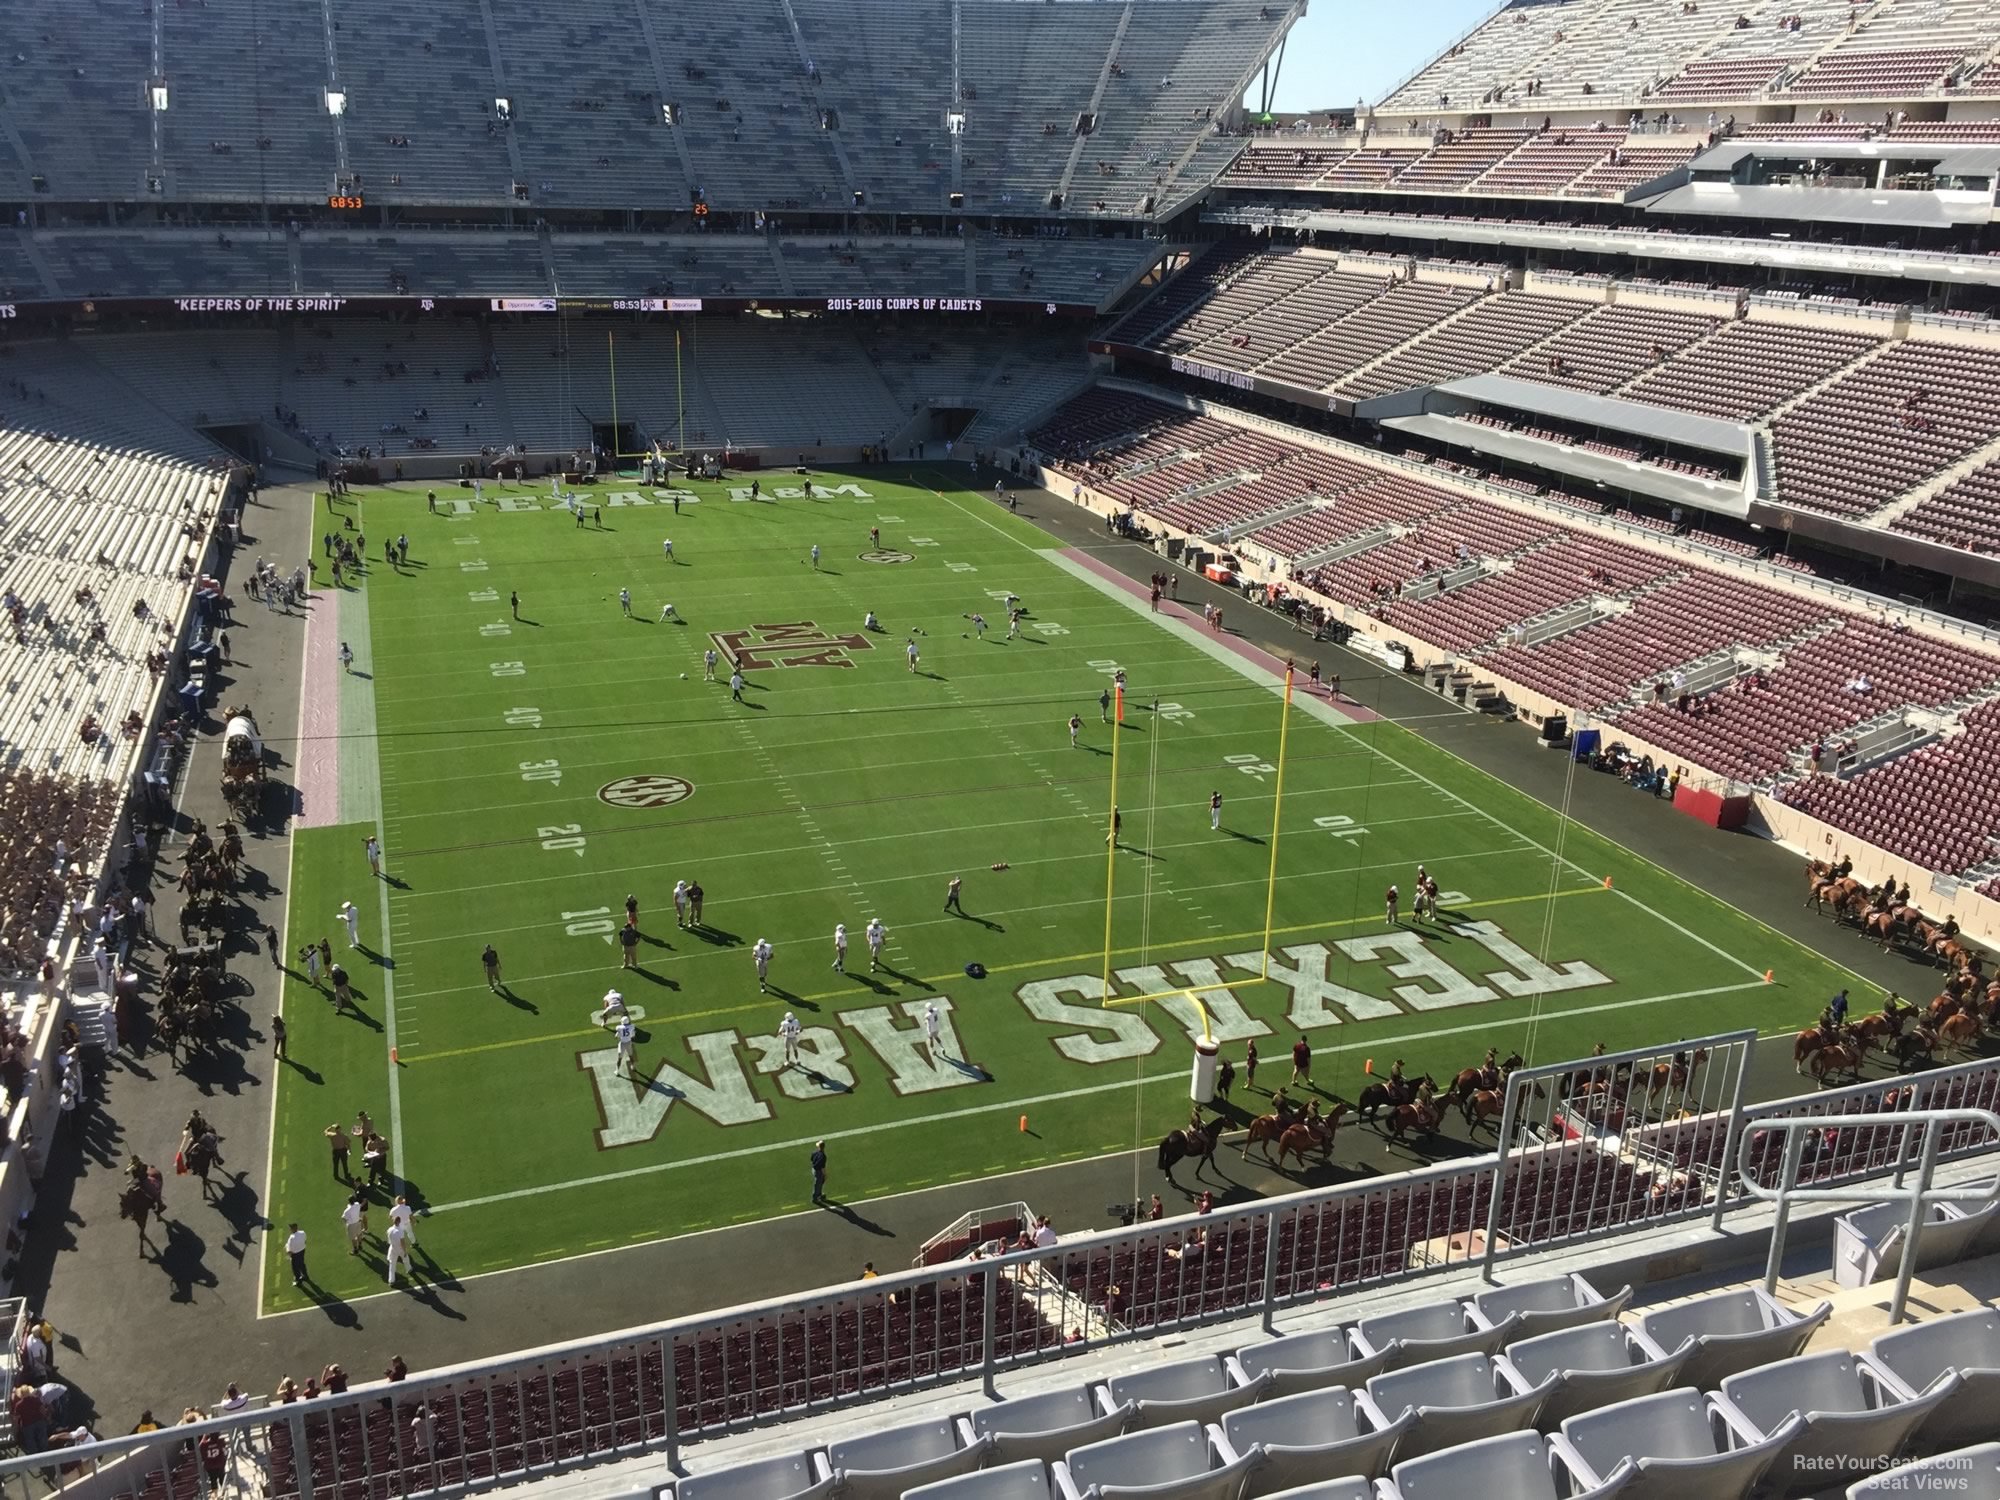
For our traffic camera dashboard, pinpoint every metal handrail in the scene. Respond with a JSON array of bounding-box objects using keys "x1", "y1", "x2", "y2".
[{"x1": 1737, "y1": 1108, "x2": 2000, "y2": 1324}]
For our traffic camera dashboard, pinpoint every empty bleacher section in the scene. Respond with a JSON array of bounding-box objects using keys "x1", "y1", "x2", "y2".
[
  {"x1": 298, "y1": 232, "x2": 547, "y2": 297},
  {"x1": 1561, "y1": 141, "x2": 1698, "y2": 196},
  {"x1": 1469, "y1": 129, "x2": 1625, "y2": 195},
  {"x1": 0, "y1": 1, "x2": 1281, "y2": 215},
  {"x1": 1617, "y1": 321, "x2": 1880, "y2": 421},
  {"x1": 1779, "y1": 698, "x2": 2000, "y2": 875},
  {"x1": 39, "y1": 230, "x2": 293, "y2": 301},
  {"x1": 1391, "y1": 129, "x2": 1534, "y2": 192},
  {"x1": 1769, "y1": 342, "x2": 2000, "y2": 519},
  {"x1": 1067, "y1": 1, "x2": 1282, "y2": 215},
  {"x1": 1338, "y1": 292, "x2": 1589, "y2": 400},
  {"x1": 1495, "y1": 304, "x2": 1718, "y2": 394},
  {"x1": 1617, "y1": 619, "x2": 2000, "y2": 782},
  {"x1": 1378, "y1": 0, "x2": 2000, "y2": 115},
  {"x1": 1031, "y1": 386, "x2": 2000, "y2": 814},
  {"x1": 1263, "y1": 282, "x2": 1477, "y2": 393},
  {"x1": 1894, "y1": 455, "x2": 2000, "y2": 554}
]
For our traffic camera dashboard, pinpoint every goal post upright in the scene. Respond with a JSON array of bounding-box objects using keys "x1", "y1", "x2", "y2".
[
  {"x1": 1260, "y1": 666, "x2": 1295, "y2": 982},
  {"x1": 1099, "y1": 679, "x2": 1123, "y2": 1004}
]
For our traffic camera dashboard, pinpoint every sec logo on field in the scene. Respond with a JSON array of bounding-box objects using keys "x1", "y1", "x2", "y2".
[
  {"x1": 860, "y1": 549, "x2": 915, "y2": 564},
  {"x1": 598, "y1": 775, "x2": 695, "y2": 809}
]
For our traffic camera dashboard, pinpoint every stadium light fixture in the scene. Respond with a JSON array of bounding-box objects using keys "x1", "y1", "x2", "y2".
[{"x1": 325, "y1": 88, "x2": 347, "y2": 116}]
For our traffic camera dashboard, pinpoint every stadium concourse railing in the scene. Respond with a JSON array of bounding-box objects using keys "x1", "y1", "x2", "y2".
[{"x1": 12, "y1": 1038, "x2": 2000, "y2": 1500}]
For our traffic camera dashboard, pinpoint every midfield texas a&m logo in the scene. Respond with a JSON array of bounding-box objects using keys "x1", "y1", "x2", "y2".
[{"x1": 712, "y1": 620, "x2": 873, "y2": 671}]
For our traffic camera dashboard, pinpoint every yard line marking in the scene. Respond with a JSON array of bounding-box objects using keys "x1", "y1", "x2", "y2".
[
  {"x1": 388, "y1": 835, "x2": 1546, "y2": 957},
  {"x1": 420, "y1": 977, "x2": 1768, "y2": 1215},
  {"x1": 399, "y1": 885, "x2": 1605, "y2": 1062}
]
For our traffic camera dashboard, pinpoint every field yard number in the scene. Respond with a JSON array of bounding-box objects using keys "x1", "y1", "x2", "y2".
[
  {"x1": 1086, "y1": 658, "x2": 1121, "y2": 676},
  {"x1": 491, "y1": 660, "x2": 527, "y2": 677},
  {"x1": 520, "y1": 759, "x2": 562, "y2": 786},
  {"x1": 945, "y1": 561, "x2": 978, "y2": 573},
  {"x1": 504, "y1": 706, "x2": 543, "y2": 728},
  {"x1": 468, "y1": 588, "x2": 499, "y2": 604},
  {"x1": 1037, "y1": 623, "x2": 1071, "y2": 637},
  {"x1": 461, "y1": 560, "x2": 489, "y2": 573},
  {"x1": 538, "y1": 823, "x2": 586, "y2": 856},
  {"x1": 876, "y1": 515, "x2": 903, "y2": 524},
  {"x1": 908, "y1": 536, "x2": 940, "y2": 547},
  {"x1": 452, "y1": 535, "x2": 481, "y2": 546},
  {"x1": 1157, "y1": 701, "x2": 1195, "y2": 723},
  {"x1": 480, "y1": 622, "x2": 512, "y2": 637},
  {"x1": 1227, "y1": 752, "x2": 1275, "y2": 781},
  {"x1": 563, "y1": 906, "x2": 616, "y2": 942},
  {"x1": 1315, "y1": 814, "x2": 1366, "y2": 841}
]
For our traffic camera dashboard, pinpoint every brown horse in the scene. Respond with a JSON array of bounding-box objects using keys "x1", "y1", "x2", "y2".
[
  {"x1": 118, "y1": 1163, "x2": 166, "y2": 1255},
  {"x1": 1448, "y1": 1053, "x2": 1524, "y2": 1103},
  {"x1": 1157, "y1": 1116, "x2": 1227, "y2": 1180},
  {"x1": 1811, "y1": 1040, "x2": 1865, "y2": 1083},
  {"x1": 1940, "y1": 1011, "x2": 1983, "y2": 1052},
  {"x1": 1384, "y1": 1096, "x2": 1442, "y2": 1141},
  {"x1": 1891, "y1": 1025, "x2": 1941, "y2": 1072},
  {"x1": 1794, "y1": 1027, "x2": 1838, "y2": 1074},
  {"x1": 1241, "y1": 1111, "x2": 1289, "y2": 1160},
  {"x1": 1632, "y1": 1047, "x2": 1709, "y2": 1094},
  {"x1": 1272, "y1": 1103, "x2": 1350, "y2": 1170}
]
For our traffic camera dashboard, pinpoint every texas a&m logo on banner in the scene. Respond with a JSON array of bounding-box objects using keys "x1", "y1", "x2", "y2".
[{"x1": 712, "y1": 621, "x2": 873, "y2": 671}]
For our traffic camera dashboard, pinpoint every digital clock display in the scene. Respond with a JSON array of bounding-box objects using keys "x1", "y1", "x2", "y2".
[{"x1": 327, "y1": 193, "x2": 365, "y2": 210}]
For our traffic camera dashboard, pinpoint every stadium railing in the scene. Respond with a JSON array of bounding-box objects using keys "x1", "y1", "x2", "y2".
[{"x1": 9, "y1": 1040, "x2": 2000, "y2": 1500}]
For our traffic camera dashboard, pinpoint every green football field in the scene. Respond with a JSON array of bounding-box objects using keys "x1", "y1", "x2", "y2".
[{"x1": 263, "y1": 465, "x2": 1858, "y2": 1309}]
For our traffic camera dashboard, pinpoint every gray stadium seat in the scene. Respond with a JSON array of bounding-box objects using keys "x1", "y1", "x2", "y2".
[
  {"x1": 1055, "y1": 1421, "x2": 1260, "y2": 1500},
  {"x1": 815, "y1": 1418, "x2": 991, "y2": 1500},
  {"x1": 1863, "y1": 1307, "x2": 2000, "y2": 1452},
  {"x1": 1832, "y1": 1200, "x2": 1992, "y2": 1289},
  {"x1": 1105, "y1": 1355, "x2": 1271, "y2": 1431},
  {"x1": 1631, "y1": 1289, "x2": 1829, "y2": 1390},
  {"x1": 1352, "y1": 1302, "x2": 1513, "y2": 1372},
  {"x1": 1846, "y1": 1443, "x2": 2000, "y2": 1500},
  {"x1": 1365, "y1": 1352, "x2": 1547, "y2": 1461},
  {"x1": 1229, "y1": 1329, "x2": 1388, "y2": 1397},
  {"x1": 1713, "y1": 1349, "x2": 1950, "y2": 1495},
  {"x1": 906, "y1": 1460, "x2": 1055, "y2": 1500},
  {"x1": 1497, "y1": 1320, "x2": 1691, "y2": 1428},
  {"x1": 1467, "y1": 1273, "x2": 1631, "y2": 1340},
  {"x1": 1550, "y1": 1388, "x2": 1794, "y2": 1500},
  {"x1": 1250, "y1": 1485, "x2": 1374, "y2": 1500},
  {"x1": 675, "y1": 1452, "x2": 835, "y2": 1500},
  {"x1": 1215, "y1": 1385, "x2": 1412, "y2": 1494},
  {"x1": 1388, "y1": 1430, "x2": 1627, "y2": 1500},
  {"x1": 964, "y1": 1386, "x2": 1135, "y2": 1467}
]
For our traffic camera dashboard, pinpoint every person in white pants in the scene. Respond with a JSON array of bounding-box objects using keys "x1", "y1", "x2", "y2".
[
  {"x1": 385, "y1": 1219, "x2": 412, "y2": 1287},
  {"x1": 780, "y1": 1011, "x2": 801, "y2": 1067}
]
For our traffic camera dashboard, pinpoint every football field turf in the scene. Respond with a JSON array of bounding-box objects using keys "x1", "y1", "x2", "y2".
[{"x1": 264, "y1": 466, "x2": 1857, "y2": 1309}]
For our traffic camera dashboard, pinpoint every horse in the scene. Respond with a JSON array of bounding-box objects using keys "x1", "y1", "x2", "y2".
[
  {"x1": 118, "y1": 1162, "x2": 166, "y2": 1255},
  {"x1": 1384, "y1": 1096, "x2": 1442, "y2": 1142},
  {"x1": 1810, "y1": 1040, "x2": 1866, "y2": 1083},
  {"x1": 1891, "y1": 1025, "x2": 1940, "y2": 1073},
  {"x1": 1358, "y1": 1074, "x2": 1431, "y2": 1121},
  {"x1": 1272, "y1": 1102, "x2": 1350, "y2": 1171},
  {"x1": 1157, "y1": 1116, "x2": 1228, "y2": 1180},
  {"x1": 1630, "y1": 1048, "x2": 1709, "y2": 1095},
  {"x1": 1847, "y1": 1012, "x2": 1902, "y2": 1052},
  {"x1": 1241, "y1": 1110, "x2": 1295, "y2": 1161},
  {"x1": 1448, "y1": 1053, "x2": 1523, "y2": 1103},
  {"x1": 1939, "y1": 1011, "x2": 1983, "y2": 1052},
  {"x1": 1794, "y1": 1027, "x2": 1839, "y2": 1074}
]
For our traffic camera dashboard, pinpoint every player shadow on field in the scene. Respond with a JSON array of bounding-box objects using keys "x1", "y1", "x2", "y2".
[
  {"x1": 791, "y1": 1065, "x2": 850, "y2": 1094},
  {"x1": 1079, "y1": 744, "x2": 1110, "y2": 756},
  {"x1": 357, "y1": 945, "x2": 396, "y2": 968},
  {"x1": 818, "y1": 1199, "x2": 893, "y2": 1236},
  {"x1": 515, "y1": 616, "x2": 543, "y2": 627},
  {"x1": 1223, "y1": 829, "x2": 1266, "y2": 845},
  {"x1": 347, "y1": 669, "x2": 375, "y2": 681},
  {"x1": 947, "y1": 910, "x2": 1004, "y2": 932},
  {"x1": 736, "y1": 698, "x2": 769, "y2": 711},
  {"x1": 685, "y1": 925, "x2": 742, "y2": 947},
  {"x1": 764, "y1": 982, "x2": 800, "y2": 1002},
  {"x1": 841, "y1": 971, "x2": 894, "y2": 996},
  {"x1": 279, "y1": 1054, "x2": 326, "y2": 1085},
  {"x1": 496, "y1": 986, "x2": 538, "y2": 1013},
  {"x1": 627, "y1": 967, "x2": 681, "y2": 991},
  {"x1": 639, "y1": 933, "x2": 673, "y2": 949},
  {"x1": 381, "y1": 874, "x2": 412, "y2": 891}
]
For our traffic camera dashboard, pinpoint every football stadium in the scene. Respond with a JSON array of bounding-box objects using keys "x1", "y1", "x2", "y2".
[{"x1": 4, "y1": 0, "x2": 2000, "y2": 1496}]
